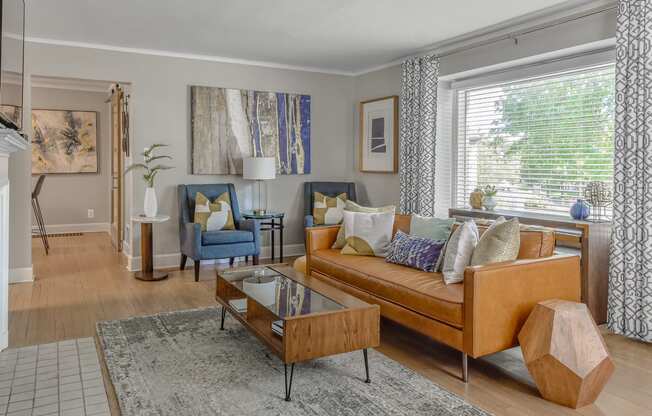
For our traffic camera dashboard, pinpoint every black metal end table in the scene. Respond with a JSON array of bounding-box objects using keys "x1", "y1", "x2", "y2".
[{"x1": 241, "y1": 211, "x2": 285, "y2": 262}]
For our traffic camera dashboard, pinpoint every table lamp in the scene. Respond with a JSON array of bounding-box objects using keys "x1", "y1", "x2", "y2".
[{"x1": 243, "y1": 157, "x2": 276, "y2": 215}]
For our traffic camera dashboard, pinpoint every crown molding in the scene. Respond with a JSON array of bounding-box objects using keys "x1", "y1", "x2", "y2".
[
  {"x1": 30, "y1": 75, "x2": 114, "y2": 93},
  {"x1": 25, "y1": 36, "x2": 357, "y2": 77},
  {"x1": 351, "y1": 0, "x2": 618, "y2": 76},
  {"x1": 22, "y1": 0, "x2": 617, "y2": 78}
]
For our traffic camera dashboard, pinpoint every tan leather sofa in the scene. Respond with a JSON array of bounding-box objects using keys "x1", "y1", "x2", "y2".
[{"x1": 305, "y1": 214, "x2": 581, "y2": 381}]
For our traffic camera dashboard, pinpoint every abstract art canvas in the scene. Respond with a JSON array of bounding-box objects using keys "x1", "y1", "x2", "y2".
[
  {"x1": 191, "y1": 86, "x2": 310, "y2": 175},
  {"x1": 32, "y1": 109, "x2": 98, "y2": 174}
]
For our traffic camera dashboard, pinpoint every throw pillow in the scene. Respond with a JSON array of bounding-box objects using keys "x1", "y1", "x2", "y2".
[
  {"x1": 194, "y1": 192, "x2": 235, "y2": 232},
  {"x1": 470, "y1": 217, "x2": 520, "y2": 266},
  {"x1": 332, "y1": 201, "x2": 396, "y2": 249},
  {"x1": 341, "y1": 210, "x2": 394, "y2": 257},
  {"x1": 441, "y1": 220, "x2": 479, "y2": 284},
  {"x1": 385, "y1": 230, "x2": 446, "y2": 272},
  {"x1": 409, "y1": 214, "x2": 455, "y2": 241},
  {"x1": 344, "y1": 200, "x2": 396, "y2": 213},
  {"x1": 313, "y1": 192, "x2": 347, "y2": 225}
]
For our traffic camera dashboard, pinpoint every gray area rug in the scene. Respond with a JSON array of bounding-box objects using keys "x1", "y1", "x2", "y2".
[{"x1": 97, "y1": 307, "x2": 491, "y2": 415}]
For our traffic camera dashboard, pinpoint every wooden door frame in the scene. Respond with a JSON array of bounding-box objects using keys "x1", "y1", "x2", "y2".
[{"x1": 110, "y1": 85, "x2": 125, "y2": 252}]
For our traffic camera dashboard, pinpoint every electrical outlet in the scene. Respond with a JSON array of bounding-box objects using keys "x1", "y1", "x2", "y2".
[{"x1": 87, "y1": 209, "x2": 95, "y2": 218}]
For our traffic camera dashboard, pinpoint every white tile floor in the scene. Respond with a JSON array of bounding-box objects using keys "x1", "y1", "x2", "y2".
[{"x1": 0, "y1": 338, "x2": 110, "y2": 416}]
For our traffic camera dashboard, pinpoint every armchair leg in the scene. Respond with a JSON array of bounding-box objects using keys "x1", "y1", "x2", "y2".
[
  {"x1": 229, "y1": 257, "x2": 235, "y2": 266},
  {"x1": 194, "y1": 260, "x2": 200, "y2": 282},
  {"x1": 180, "y1": 254, "x2": 187, "y2": 270},
  {"x1": 462, "y1": 352, "x2": 468, "y2": 383},
  {"x1": 253, "y1": 255, "x2": 259, "y2": 265}
]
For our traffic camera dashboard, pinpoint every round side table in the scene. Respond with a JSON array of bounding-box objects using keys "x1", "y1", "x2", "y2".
[
  {"x1": 241, "y1": 211, "x2": 285, "y2": 262},
  {"x1": 132, "y1": 214, "x2": 170, "y2": 281}
]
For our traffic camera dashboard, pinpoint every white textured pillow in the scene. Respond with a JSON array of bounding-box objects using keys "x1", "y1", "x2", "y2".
[
  {"x1": 341, "y1": 211, "x2": 395, "y2": 257},
  {"x1": 442, "y1": 221, "x2": 479, "y2": 284}
]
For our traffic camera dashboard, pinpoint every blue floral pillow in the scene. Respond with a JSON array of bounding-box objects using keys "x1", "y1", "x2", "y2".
[{"x1": 385, "y1": 230, "x2": 446, "y2": 272}]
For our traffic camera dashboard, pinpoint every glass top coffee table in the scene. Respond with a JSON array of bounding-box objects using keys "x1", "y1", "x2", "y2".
[{"x1": 216, "y1": 264, "x2": 380, "y2": 401}]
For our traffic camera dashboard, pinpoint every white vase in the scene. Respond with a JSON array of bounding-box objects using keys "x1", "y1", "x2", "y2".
[
  {"x1": 144, "y1": 187, "x2": 158, "y2": 217},
  {"x1": 483, "y1": 195, "x2": 497, "y2": 211}
]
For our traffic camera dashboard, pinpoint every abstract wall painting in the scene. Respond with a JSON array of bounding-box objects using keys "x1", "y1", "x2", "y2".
[
  {"x1": 191, "y1": 86, "x2": 311, "y2": 175},
  {"x1": 31, "y1": 109, "x2": 98, "y2": 174},
  {"x1": 359, "y1": 96, "x2": 398, "y2": 172}
]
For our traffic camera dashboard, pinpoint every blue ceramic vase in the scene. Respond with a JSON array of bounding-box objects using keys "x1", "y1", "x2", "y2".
[{"x1": 570, "y1": 199, "x2": 590, "y2": 220}]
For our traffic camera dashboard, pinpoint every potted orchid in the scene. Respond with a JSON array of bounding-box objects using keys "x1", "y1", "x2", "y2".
[{"x1": 125, "y1": 144, "x2": 173, "y2": 217}]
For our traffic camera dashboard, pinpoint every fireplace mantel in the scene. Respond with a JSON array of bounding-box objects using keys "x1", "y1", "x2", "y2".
[
  {"x1": 0, "y1": 128, "x2": 27, "y2": 350},
  {"x1": 0, "y1": 128, "x2": 28, "y2": 155}
]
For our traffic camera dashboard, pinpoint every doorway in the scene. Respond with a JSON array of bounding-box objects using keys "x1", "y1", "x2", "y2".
[{"x1": 29, "y1": 76, "x2": 129, "y2": 268}]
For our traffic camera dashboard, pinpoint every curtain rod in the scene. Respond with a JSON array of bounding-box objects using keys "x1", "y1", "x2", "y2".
[{"x1": 434, "y1": 4, "x2": 618, "y2": 59}]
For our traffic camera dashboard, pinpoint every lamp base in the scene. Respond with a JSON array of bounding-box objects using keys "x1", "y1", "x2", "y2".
[{"x1": 253, "y1": 208, "x2": 267, "y2": 216}]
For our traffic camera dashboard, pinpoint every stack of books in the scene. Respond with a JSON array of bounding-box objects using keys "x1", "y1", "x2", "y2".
[
  {"x1": 271, "y1": 320, "x2": 284, "y2": 337},
  {"x1": 228, "y1": 299, "x2": 247, "y2": 313}
]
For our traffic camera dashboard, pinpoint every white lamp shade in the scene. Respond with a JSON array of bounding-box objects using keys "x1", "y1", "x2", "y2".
[{"x1": 243, "y1": 157, "x2": 276, "y2": 180}]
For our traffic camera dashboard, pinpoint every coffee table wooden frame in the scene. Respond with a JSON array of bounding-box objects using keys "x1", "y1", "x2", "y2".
[{"x1": 215, "y1": 264, "x2": 380, "y2": 401}]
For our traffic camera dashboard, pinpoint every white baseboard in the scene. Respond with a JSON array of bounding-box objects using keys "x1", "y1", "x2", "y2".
[
  {"x1": 33, "y1": 222, "x2": 111, "y2": 234},
  {"x1": 9, "y1": 267, "x2": 34, "y2": 284},
  {"x1": 124, "y1": 243, "x2": 305, "y2": 272},
  {"x1": 0, "y1": 330, "x2": 7, "y2": 351}
]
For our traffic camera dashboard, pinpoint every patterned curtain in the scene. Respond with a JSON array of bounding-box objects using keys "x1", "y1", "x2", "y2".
[
  {"x1": 399, "y1": 55, "x2": 439, "y2": 215},
  {"x1": 608, "y1": 0, "x2": 652, "y2": 342}
]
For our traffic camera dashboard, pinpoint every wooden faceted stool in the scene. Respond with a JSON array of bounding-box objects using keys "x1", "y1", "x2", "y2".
[{"x1": 518, "y1": 300, "x2": 614, "y2": 408}]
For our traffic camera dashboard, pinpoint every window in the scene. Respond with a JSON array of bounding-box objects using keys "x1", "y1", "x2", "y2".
[{"x1": 454, "y1": 64, "x2": 615, "y2": 216}]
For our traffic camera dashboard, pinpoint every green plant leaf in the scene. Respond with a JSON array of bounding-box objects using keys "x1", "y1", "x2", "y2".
[{"x1": 124, "y1": 163, "x2": 148, "y2": 175}]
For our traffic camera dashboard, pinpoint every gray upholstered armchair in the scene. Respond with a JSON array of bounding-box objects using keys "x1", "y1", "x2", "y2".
[
  {"x1": 178, "y1": 184, "x2": 260, "y2": 281},
  {"x1": 303, "y1": 182, "x2": 357, "y2": 228}
]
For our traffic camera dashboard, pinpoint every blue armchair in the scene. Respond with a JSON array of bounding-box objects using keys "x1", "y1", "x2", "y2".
[
  {"x1": 178, "y1": 184, "x2": 261, "y2": 281},
  {"x1": 303, "y1": 182, "x2": 357, "y2": 228}
]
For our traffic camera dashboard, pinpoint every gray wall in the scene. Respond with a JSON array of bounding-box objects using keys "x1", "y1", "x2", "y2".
[
  {"x1": 31, "y1": 87, "x2": 111, "y2": 226},
  {"x1": 8, "y1": 6, "x2": 617, "y2": 269},
  {"x1": 21, "y1": 43, "x2": 356, "y2": 259},
  {"x1": 351, "y1": 8, "x2": 617, "y2": 211}
]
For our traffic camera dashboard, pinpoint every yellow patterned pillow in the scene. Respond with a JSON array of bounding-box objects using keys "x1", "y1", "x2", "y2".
[
  {"x1": 332, "y1": 201, "x2": 396, "y2": 249},
  {"x1": 313, "y1": 192, "x2": 347, "y2": 225},
  {"x1": 194, "y1": 192, "x2": 235, "y2": 231}
]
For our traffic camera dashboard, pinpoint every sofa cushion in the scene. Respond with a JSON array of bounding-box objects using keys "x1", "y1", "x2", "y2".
[
  {"x1": 310, "y1": 249, "x2": 464, "y2": 328},
  {"x1": 202, "y1": 230, "x2": 253, "y2": 245}
]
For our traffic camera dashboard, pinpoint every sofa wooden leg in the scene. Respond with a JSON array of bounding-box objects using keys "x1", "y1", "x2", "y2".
[
  {"x1": 229, "y1": 257, "x2": 235, "y2": 266},
  {"x1": 253, "y1": 255, "x2": 259, "y2": 265},
  {"x1": 194, "y1": 260, "x2": 200, "y2": 282},
  {"x1": 245, "y1": 255, "x2": 249, "y2": 263},
  {"x1": 462, "y1": 352, "x2": 468, "y2": 383},
  {"x1": 180, "y1": 254, "x2": 187, "y2": 270}
]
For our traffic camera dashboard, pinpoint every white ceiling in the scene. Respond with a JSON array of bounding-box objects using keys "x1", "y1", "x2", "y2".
[{"x1": 27, "y1": 0, "x2": 579, "y2": 74}]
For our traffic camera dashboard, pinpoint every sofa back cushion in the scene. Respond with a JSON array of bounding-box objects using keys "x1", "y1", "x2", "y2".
[{"x1": 391, "y1": 214, "x2": 554, "y2": 259}]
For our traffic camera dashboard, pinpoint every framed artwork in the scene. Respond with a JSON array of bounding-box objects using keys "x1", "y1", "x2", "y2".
[
  {"x1": 359, "y1": 96, "x2": 398, "y2": 173},
  {"x1": 190, "y1": 86, "x2": 311, "y2": 175},
  {"x1": 31, "y1": 109, "x2": 98, "y2": 174}
]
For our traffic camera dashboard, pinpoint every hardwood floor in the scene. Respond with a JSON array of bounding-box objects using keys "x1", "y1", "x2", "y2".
[{"x1": 10, "y1": 232, "x2": 652, "y2": 415}]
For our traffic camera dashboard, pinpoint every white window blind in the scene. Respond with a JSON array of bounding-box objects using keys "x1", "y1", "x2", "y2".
[{"x1": 455, "y1": 64, "x2": 615, "y2": 216}]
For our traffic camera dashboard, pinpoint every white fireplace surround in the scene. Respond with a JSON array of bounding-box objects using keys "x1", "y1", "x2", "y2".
[{"x1": 0, "y1": 128, "x2": 28, "y2": 350}]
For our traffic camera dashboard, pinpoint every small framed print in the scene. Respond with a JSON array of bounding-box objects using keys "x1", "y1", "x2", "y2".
[{"x1": 359, "y1": 96, "x2": 398, "y2": 173}]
